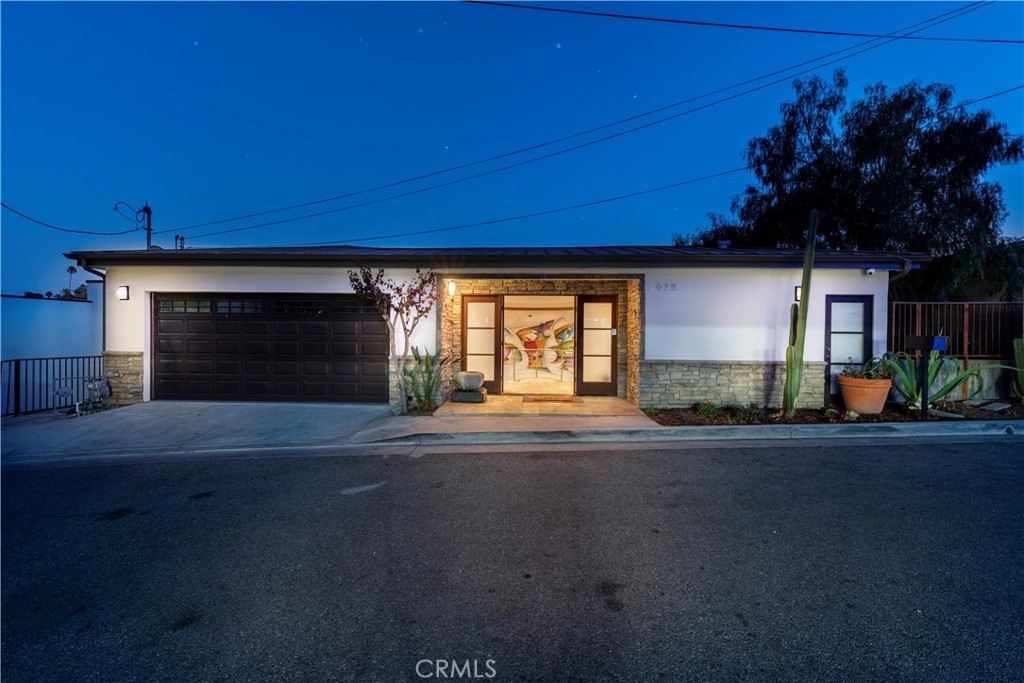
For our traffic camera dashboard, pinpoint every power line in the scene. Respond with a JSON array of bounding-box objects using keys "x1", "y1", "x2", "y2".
[
  {"x1": 947, "y1": 84, "x2": 1024, "y2": 109},
  {"x1": 308, "y1": 83, "x2": 1022, "y2": 249},
  {"x1": 291, "y1": 167, "x2": 753, "y2": 247},
  {"x1": 1, "y1": 203, "x2": 141, "y2": 236},
  {"x1": 465, "y1": 0, "x2": 1023, "y2": 44},
  {"x1": 184, "y1": 2, "x2": 991, "y2": 242},
  {"x1": 165, "y1": 1, "x2": 988, "y2": 236}
]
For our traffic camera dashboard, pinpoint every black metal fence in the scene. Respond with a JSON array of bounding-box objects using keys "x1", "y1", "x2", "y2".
[{"x1": 1, "y1": 356, "x2": 104, "y2": 417}]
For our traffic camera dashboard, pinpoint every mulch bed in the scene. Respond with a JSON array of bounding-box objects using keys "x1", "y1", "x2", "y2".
[{"x1": 644, "y1": 399, "x2": 1024, "y2": 427}]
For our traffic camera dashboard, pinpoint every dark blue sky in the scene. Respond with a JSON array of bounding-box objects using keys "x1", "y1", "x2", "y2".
[{"x1": 2, "y1": 1, "x2": 1022, "y2": 294}]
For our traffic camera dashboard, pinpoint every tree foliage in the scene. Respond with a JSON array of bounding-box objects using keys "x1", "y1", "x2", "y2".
[
  {"x1": 676, "y1": 70, "x2": 1024, "y2": 300},
  {"x1": 348, "y1": 266, "x2": 437, "y2": 413}
]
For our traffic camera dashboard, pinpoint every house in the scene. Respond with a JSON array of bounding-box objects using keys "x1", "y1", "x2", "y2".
[{"x1": 64, "y1": 245, "x2": 925, "y2": 410}]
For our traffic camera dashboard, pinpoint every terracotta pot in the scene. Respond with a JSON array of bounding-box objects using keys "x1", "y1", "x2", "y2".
[{"x1": 836, "y1": 375, "x2": 892, "y2": 414}]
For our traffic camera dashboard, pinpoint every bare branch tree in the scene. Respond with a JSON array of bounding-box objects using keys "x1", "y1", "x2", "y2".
[{"x1": 348, "y1": 266, "x2": 437, "y2": 413}]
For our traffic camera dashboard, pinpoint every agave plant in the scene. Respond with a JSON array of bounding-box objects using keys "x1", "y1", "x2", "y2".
[
  {"x1": 882, "y1": 350, "x2": 1011, "y2": 409},
  {"x1": 403, "y1": 346, "x2": 457, "y2": 411}
]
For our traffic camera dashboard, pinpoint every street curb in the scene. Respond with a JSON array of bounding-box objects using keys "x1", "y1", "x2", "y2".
[
  {"x1": 364, "y1": 420, "x2": 1021, "y2": 446},
  {"x1": 2, "y1": 421, "x2": 1017, "y2": 467}
]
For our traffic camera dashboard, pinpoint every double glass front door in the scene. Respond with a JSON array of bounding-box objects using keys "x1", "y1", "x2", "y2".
[{"x1": 461, "y1": 294, "x2": 617, "y2": 396}]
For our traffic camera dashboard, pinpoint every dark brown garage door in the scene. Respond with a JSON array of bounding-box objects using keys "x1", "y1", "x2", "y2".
[{"x1": 153, "y1": 294, "x2": 389, "y2": 403}]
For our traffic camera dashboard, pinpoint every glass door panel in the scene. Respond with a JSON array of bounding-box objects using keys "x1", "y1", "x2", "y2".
[
  {"x1": 577, "y1": 297, "x2": 616, "y2": 395},
  {"x1": 462, "y1": 296, "x2": 500, "y2": 393},
  {"x1": 825, "y1": 295, "x2": 873, "y2": 398}
]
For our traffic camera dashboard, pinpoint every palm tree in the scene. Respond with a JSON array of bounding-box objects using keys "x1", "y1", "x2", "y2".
[{"x1": 67, "y1": 265, "x2": 78, "y2": 292}]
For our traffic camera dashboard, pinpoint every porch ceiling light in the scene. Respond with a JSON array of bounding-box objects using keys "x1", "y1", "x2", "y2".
[
  {"x1": 447, "y1": 280, "x2": 456, "y2": 297},
  {"x1": 116, "y1": 285, "x2": 130, "y2": 301},
  {"x1": 794, "y1": 285, "x2": 801, "y2": 302}
]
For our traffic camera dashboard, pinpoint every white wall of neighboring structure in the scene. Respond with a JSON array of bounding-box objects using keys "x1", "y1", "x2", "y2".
[
  {"x1": 1, "y1": 293, "x2": 102, "y2": 360},
  {"x1": 641, "y1": 267, "x2": 889, "y2": 362},
  {"x1": 103, "y1": 265, "x2": 438, "y2": 401}
]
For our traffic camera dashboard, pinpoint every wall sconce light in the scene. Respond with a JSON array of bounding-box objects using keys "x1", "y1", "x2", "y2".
[
  {"x1": 794, "y1": 285, "x2": 801, "y2": 303},
  {"x1": 116, "y1": 285, "x2": 130, "y2": 301},
  {"x1": 447, "y1": 280, "x2": 456, "y2": 297}
]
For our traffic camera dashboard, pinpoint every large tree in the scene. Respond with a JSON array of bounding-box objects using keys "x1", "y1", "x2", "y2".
[{"x1": 676, "y1": 70, "x2": 1023, "y2": 300}]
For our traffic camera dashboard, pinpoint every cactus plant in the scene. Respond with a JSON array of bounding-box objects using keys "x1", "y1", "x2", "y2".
[
  {"x1": 783, "y1": 209, "x2": 818, "y2": 417},
  {"x1": 1012, "y1": 337, "x2": 1023, "y2": 398}
]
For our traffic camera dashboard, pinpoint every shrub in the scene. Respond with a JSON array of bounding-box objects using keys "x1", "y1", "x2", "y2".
[
  {"x1": 403, "y1": 347, "x2": 456, "y2": 411},
  {"x1": 695, "y1": 401, "x2": 718, "y2": 417},
  {"x1": 738, "y1": 402, "x2": 764, "y2": 423}
]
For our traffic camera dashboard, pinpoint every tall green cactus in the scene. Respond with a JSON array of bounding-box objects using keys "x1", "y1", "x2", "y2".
[
  {"x1": 783, "y1": 209, "x2": 819, "y2": 417},
  {"x1": 1013, "y1": 337, "x2": 1023, "y2": 398}
]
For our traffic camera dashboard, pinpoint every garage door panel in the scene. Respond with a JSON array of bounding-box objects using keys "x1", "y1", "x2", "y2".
[
  {"x1": 360, "y1": 382, "x2": 388, "y2": 398},
  {"x1": 188, "y1": 359, "x2": 214, "y2": 375},
  {"x1": 273, "y1": 361, "x2": 298, "y2": 376},
  {"x1": 157, "y1": 319, "x2": 184, "y2": 334},
  {"x1": 245, "y1": 381, "x2": 272, "y2": 396},
  {"x1": 216, "y1": 380, "x2": 243, "y2": 394},
  {"x1": 245, "y1": 341, "x2": 270, "y2": 355},
  {"x1": 188, "y1": 379, "x2": 214, "y2": 394},
  {"x1": 216, "y1": 360, "x2": 242, "y2": 375},
  {"x1": 333, "y1": 381, "x2": 359, "y2": 395},
  {"x1": 157, "y1": 339, "x2": 183, "y2": 354},
  {"x1": 186, "y1": 320, "x2": 214, "y2": 335},
  {"x1": 302, "y1": 381, "x2": 329, "y2": 396},
  {"x1": 332, "y1": 341, "x2": 358, "y2": 356},
  {"x1": 303, "y1": 341, "x2": 329, "y2": 356},
  {"x1": 332, "y1": 321, "x2": 358, "y2": 335},
  {"x1": 154, "y1": 294, "x2": 388, "y2": 403},
  {"x1": 303, "y1": 361, "x2": 329, "y2": 375},
  {"x1": 274, "y1": 341, "x2": 300, "y2": 356},
  {"x1": 274, "y1": 381, "x2": 300, "y2": 395},
  {"x1": 246, "y1": 360, "x2": 271, "y2": 374},
  {"x1": 217, "y1": 340, "x2": 242, "y2": 354},
  {"x1": 187, "y1": 339, "x2": 214, "y2": 354},
  {"x1": 156, "y1": 359, "x2": 183, "y2": 374},
  {"x1": 361, "y1": 341, "x2": 388, "y2": 356},
  {"x1": 246, "y1": 321, "x2": 270, "y2": 335},
  {"x1": 332, "y1": 361, "x2": 358, "y2": 375},
  {"x1": 362, "y1": 361, "x2": 388, "y2": 375},
  {"x1": 303, "y1": 321, "x2": 329, "y2": 336}
]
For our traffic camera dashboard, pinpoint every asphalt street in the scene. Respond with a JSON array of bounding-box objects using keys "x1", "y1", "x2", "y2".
[{"x1": 2, "y1": 440, "x2": 1021, "y2": 682}]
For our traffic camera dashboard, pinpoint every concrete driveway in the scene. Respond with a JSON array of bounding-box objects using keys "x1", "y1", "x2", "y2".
[{"x1": 0, "y1": 401, "x2": 393, "y2": 458}]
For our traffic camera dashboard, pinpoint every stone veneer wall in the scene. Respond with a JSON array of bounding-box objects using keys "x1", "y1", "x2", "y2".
[
  {"x1": 639, "y1": 360, "x2": 828, "y2": 409},
  {"x1": 103, "y1": 351, "x2": 144, "y2": 407},
  {"x1": 440, "y1": 277, "x2": 642, "y2": 404}
]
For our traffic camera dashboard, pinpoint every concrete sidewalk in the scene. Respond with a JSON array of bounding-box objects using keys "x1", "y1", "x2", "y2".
[
  {"x1": 2, "y1": 401, "x2": 1020, "y2": 465},
  {"x1": 0, "y1": 401, "x2": 393, "y2": 459}
]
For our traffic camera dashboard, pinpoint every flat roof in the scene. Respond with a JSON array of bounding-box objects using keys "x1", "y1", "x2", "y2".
[{"x1": 66, "y1": 244, "x2": 929, "y2": 269}]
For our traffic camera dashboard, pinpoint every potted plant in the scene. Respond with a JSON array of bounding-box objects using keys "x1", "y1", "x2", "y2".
[{"x1": 836, "y1": 357, "x2": 892, "y2": 414}]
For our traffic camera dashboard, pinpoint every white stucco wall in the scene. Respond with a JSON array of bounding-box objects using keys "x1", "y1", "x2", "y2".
[
  {"x1": 103, "y1": 265, "x2": 437, "y2": 401},
  {"x1": 641, "y1": 267, "x2": 889, "y2": 362},
  {"x1": 1, "y1": 295, "x2": 101, "y2": 360},
  {"x1": 100, "y1": 262, "x2": 890, "y2": 401}
]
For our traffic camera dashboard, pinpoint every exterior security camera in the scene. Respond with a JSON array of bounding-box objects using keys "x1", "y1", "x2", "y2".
[{"x1": 866, "y1": 268, "x2": 876, "y2": 276}]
